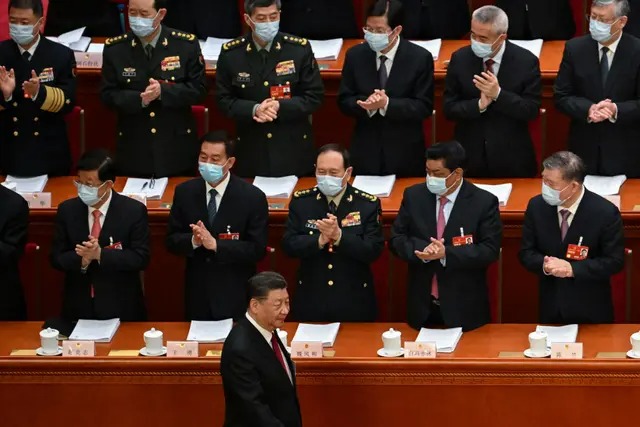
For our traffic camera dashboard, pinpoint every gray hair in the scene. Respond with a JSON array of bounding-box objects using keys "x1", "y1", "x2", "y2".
[
  {"x1": 472, "y1": 6, "x2": 509, "y2": 35},
  {"x1": 542, "y1": 151, "x2": 587, "y2": 183},
  {"x1": 593, "y1": 0, "x2": 631, "y2": 17},
  {"x1": 244, "y1": 0, "x2": 281, "y2": 15}
]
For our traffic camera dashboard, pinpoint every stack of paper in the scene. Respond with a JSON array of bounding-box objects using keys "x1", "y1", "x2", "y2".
[
  {"x1": 253, "y1": 175, "x2": 299, "y2": 198},
  {"x1": 474, "y1": 183, "x2": 513, "y2": 206},
  {"x1": 352, "y1": 175, "x2": 396, "y2": 197},
  {"x1": 536, "y1": 324, "x2": 579, "y2": 348},
  {"x1": 510, "y1": 39, "x2": 544, "y2": 58},
  {"x1": 309, "y1": 38, "x2": 344, "y2": 60},
  {"x1": 292, "y1": 323, "x2": 340, "y2": 347},
  {"x1": 5, "y1": 175, "x2": 48, "y2": 192},
  {"x1": 47, "y1": 27, "x2": 91, "y2": 52},
  {"x1": 416, "y1": 327, "x2": 463, "y2": 353},
  {"x1": 584, "y1": 174, "x2": 627, "y2": 196},
  {"x1": 200, "y1": 37, "x2": 232, "y2": 66},
  {"x1": 1, "y1": 181, "x2": 17, "y2": 191},
  {"x1": 69, "y1": 318, "x2": 121, "y2": 342},
  {"x1": 186, "y1": 319, "x2": 233, "y2": 343},
  {"x1": 122, "y1": 177, "x2": 169, "y2": 200},
  {"x1": 409, "y1": 39, "x2": 442, "y2": 60}
]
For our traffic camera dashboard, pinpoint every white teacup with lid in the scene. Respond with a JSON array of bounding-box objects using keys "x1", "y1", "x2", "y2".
[
  {"x1": 382, "y1": 328, "x2": 402, "y2": 354},
  {"x1": 39, "y1": 328, "x2": 59, "y2": 355},
  {"x1": 143, "y1": 327, "x2": 164, "y2": 355}
]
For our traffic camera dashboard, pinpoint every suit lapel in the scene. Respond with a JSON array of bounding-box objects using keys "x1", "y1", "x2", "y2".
[
  {"x1": 99, "y1": 191, "x2": 119, "y2": 245},
  {"x1": 196, "y1": 178, "x2": 211, "y2": 229},
  {"x1": 262, "y1": 33, "x2": 284, "y2": 80},
  {"x1": 385, "y1": 38, "x2": 407, "y2": 92},
  {"x1": 443, "y1": 180, "x2": 470, "y2": 240},
  {"x1": 245, "y1": 35, "x2": 265, "y2": 80},
  {"x1": 562, "y1": 190, "x2": 590, "y2": 246},
  {"x1": 605, "y1": 33, "x2": 628, "y2": 95},
  {"x1": 363, "y1": 45, "x2": 380, "y2": 92},
  {"x1": 335, "y1": 185, "x2": 355, "y2": 219},
  {"x1": 418, "y1": 185, "x2": 438, "y2": 239},
  {"x1": 212, "y1": 174, "x2": 237, "y2": 231},
  {"x1": 75, "y1": 199, "x2": 90, "y2": 242}
]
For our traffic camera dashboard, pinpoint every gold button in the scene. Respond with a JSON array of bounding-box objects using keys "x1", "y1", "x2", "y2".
[
  {"x1": 65, "y1": 99, "x2": 70, "y2": 104},
  {"x1": 328, "y1": 280, "x2": 334, "y2": 286},
  {"x1": 286, "y1": 81, "x2": 290, "y2": 85},
  {"x1": 187, "y1": 129, "x2": 191, "y2": 134},
  {"x1": 363, "y1": 283, "x2": 368, "y2": 288},
  {"x1": 34, "y1": 132, "x2": 39, "y2": 136},
  {"x1": 263, "y1": 81, "x2": 269, "y2": 86},
  {"x1": 284, "y1": 36, "x2": 289, "y2": 40},
  {"x1": 33, "y1": 117, "x2": 38, "y2": 122},
  {"x1": 303, "y1": 134, "x2": 307, "y2": 139},
  {"x1": 328, "y1": 264, "x2": 333, "y2": 270},
  {"x1": 127, "y1": 79, "x2": 131, "y2": 83},
  {"x1": 308, "y1": 231, "x2": 313, "y2": 235},
  {"x1": 12, "y1": 102, "x2": 17, "y2": 107},
  {"x1": 267, "y1": 133, "x2": 272, "y2": 139},
  {"x1": 241, "y1": 84, "x2": 245, "y2": 88},
  {"x1": 150, "y1": 112, "x2": 155, "y2": 118},
  {"x1": 171, "y1": 76, "x2": 175, "y2": 81},
  {"x1": 13, "y1": 131, "x2": 18, "y2": 136},
  {"x1": 298, "y1": 280, "x2": 302, "y2": 284},
  {"x1": 119, "y1": 132, "x2": 123, "y2": 136},
  {"x1": 151, "y1": 128, "x2": 157, "y2": 134},
  {"x1": 12, "y1": 117, "x2": 17, "y2": 122}
]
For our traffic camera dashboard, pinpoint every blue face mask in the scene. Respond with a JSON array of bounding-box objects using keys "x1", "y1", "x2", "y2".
[
  {"x1": 199, "y1": 161, "x2": 228, "y2": 184},
  {"x1": 9, "y1": 19, "x2": 40, "y2": 46},
  {"x1": 364, "y1": 29, "x2": 390, "y2": 52},
  {"x1": 77, "y1": 182, "x2": 108, "y2": 207},
  {"x1": 541, "y1": 182, "x2": 571, "y2": 206},
  {"x1": 251, "y1": 19, "x2": 279, "y2": 44},
  {"x1": 470, "y1": 37, "x2": 499, "y2": 59},
  {"x1": 589, "y1": 18, "x2": 620, "y2": 43},
  {"x1": 426, "y1": 171, "x2": 456, "y2": 196},
  {"x1": 129, "y1": 13, "x2": 159, "y2": 38},
  {"x1": 316, "y1": 173, "x2": 346, "y2": 197}
]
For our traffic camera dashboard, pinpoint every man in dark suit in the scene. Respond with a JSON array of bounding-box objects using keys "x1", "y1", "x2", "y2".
[
  {"x1": 216, "y1": 0, "x2": 324, "y2": 178},
  {"x1": 282, "y1": 144, "x2": 384, "y2": 322},
  {"x1": 45, "y1": 0, "x2": 122, "y2": 37},
  {"x1": 50, "y1": 149, "x2": 149, "y2": 321},
  {"x1": 519, "y1": 151, "x2": 624, "y2": 324},
  {"x1": 164, "y1": 0, "x2": 241, "y2": 39},
  {"x1": 280, "y1": 0, "x2": 359, "y2": 39},
  {"x1": 166, "y1": 131, "x2": 269, "y2": 321},
  {"x1": 555, "y1": 0, "x2": 640, "y2": 177},
  {"x1": 338, "y1": 0, "x2": 434, "y2": 177},
  {"x1": 101, "y1": 0, "x2": 208, "y2": 177},
  {"x1": 444, "y1": 5, "x2": 541, "y2": 178},
  {"x1": 221, "y1": 272, "x2": 301, "y2": 427},
  {"x1": 0, "y1": 0, "x2": 76, "y2": 177},
  {"x1": 389, "y1": 141, "x2": 502, "y2": 331},
  {"x1": 496, "y1": 0, "x2": 576, "y2": 40},
  {"x1": 400, "y1": 0, "x2": 470, "y2": 40},
  {"x1": 0, "y1": 184, "x2": 28, "y2": 320}
]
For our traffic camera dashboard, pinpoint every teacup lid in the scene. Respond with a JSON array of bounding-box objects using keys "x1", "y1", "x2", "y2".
[
  {"x1": 530, "y1": 330, "x2": 547, "y2": 337},
  {"x1": 382, "y1": 328, "x2": 401, "y2": 339},
  {"x1": 144, "y1": 327, "x2": 162, "y2": 338},
  {"x1": 40, "y1": 327, "x2": 58, "y2": 336}
]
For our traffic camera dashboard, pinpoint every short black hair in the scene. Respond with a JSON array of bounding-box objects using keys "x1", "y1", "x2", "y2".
[
  {"x1": 245, "y1": 0, "x2": 281, "y2": 15},
  {"x1": 366, "y1": 0, "x2": 404, "y2": 29},
  {"x1": 317, "y1": 143, "x2": 351, "y2": 169},
  {"x1": 77, "y1": 149, "x2": 116, "y2": 183},
  {"x1": 201, "y1": 130, "x2": 235, "y2": 158},
  {"x1": 426, "y1": 141, "x2": 466, "y2": 171},
  {"x1": 153, "y1": 0, "x2": 168, "y2": 10},
  {"x1": 247, "y1": 271, "x2": 287, "y2": 303},
  {"x1": 8, "y1": 0, "x2": 43, "y2": 17}
]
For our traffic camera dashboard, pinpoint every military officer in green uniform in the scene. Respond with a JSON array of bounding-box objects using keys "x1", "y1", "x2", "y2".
[
  {"x1": 216, "y1": 0, "x2": 324, "y2": 178},
  {"x1": 101, "y1": 0, "x2": 207, "y2": 178},
  {"x1": 282, "y1": 144, "x2": 384, "y2": 322}
]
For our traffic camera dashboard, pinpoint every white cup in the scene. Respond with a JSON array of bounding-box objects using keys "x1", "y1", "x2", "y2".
[
  {"x1": 39, "y1": 328, "x2": 59, "y2": 354},
  {"x1": 528, "y1": 331, "x2": 548, "y2": 356},
  {"x1": 277, "y1": 329, "x2": 288, "y2": 348},
  {"x1": 144, "y1": 328, "x2": 164, "y2": 355},
  {"x1": 630, "y1": 332, "x2": 640, "y2": 356},
  {"x1": 382, "y1": 328, "x2": 402, "y2": 353}
]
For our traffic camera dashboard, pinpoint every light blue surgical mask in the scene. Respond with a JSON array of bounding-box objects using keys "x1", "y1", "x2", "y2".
[
  {"x1": 316, "y1": 173, "x2": 346, "y2": 197},
  {"x1": 9, "y1": 19, "x2": 40, "y2": 46},
  {"x1": 251, "y1": 18, "x2": 279, "y2": 44},
  {"x1": 364, "y1": 29, "x2": 390, "y2": 52},
  {"x1": 199, "y1": 161, "x2": 228, "y2": 184},
  {"x1": 426, "y1": 171, "x2": 456, "y2": 196},
  {"x1": 129, "y1": 13, "x2": 159, "y2": 38},
  {"x1": 77, "y1": 182, "x2": 108, "y2": 207},
  {"x1": 541, "y1": 182, "x2": 571, "y2": 206},
  {"x1": 470, "y1": 37, "x2": 499, "y2": 59},
  {"x1": 589, "y1": 18, "x2": 620, "y2": 43}
]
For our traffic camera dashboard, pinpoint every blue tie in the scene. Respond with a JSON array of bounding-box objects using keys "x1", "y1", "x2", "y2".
[{"x1": 207, "y1": 189, "x2": 218, "y2": 226}]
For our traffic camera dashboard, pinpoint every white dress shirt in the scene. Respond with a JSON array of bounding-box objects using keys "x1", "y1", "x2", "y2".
[
  {"x1": 88, "y1": 190, "x2": 113, "y2": 232},
  {"x1": 557, "y1": 185, "x2": 585, "y2": 228},
  {"x1": 245, "y1": 312, "x2": 293, "y2": 383},
  {"x1": 368, "y1": 36, "x2": 401, "y2": 117}
]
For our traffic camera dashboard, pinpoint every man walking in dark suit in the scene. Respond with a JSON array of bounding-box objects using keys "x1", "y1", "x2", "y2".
[
  {"x1": 166, "y1": 131, "x2": 269, "y2": 321},
  {"x1": 444, "y1": 5, "x2": 542, "y2": 178},
  {"x1": 0, "y1": 184, "x2": 28, "y2": 320},
  {"x1": 0, "y1": 0, "x2": 76, "y2": 177},
  {"x1": 519, "y1": 151, "x2": 624, "y2": 324},
  {"x1": 50, "y1": 150, "x2": 150, "y2": 321},
  {"x1": 221, "y1": 271, "x2": 301, "y2": 427},
  {"x1": 282, "y1": 144, "x2": 384, "y2": 322},
  {"x1": 279, "y1": 0, "x2": 359, "y2": 39},
  {"x1": 389, "y1": 141, "x2": 502, "y2": 332},
  {"x1": 338, "y1": 0, "x2": 434, "y2": 177},
  {"x1": 400, "y1": 0, "x2": 470, "y2": 40},
  {"x1": 100, "y1": 0, "x2": 207, "y2": 178},
  {"x1": 164, "y1": 0, "x2": 241, "y2": 39},
  {"x1": 555, "y1": 0, "x2": 640, "y2": 177},
  {"x1": 216, "y1": 0, "x2": 324, "y2": 178},
  {"x1": 496, "y1": 0, "x2": 576, "y2": 40}
]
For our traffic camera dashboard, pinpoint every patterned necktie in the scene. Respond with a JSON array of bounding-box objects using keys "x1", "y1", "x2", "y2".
[
  {"x1": 560, "y1": 209, "x2": 571, "y2": 241},
  {"x1": 431, "y1": 196, "x2": 448, "y2": 299},
  {"x1": 378, "y1": 55, "x2": 388, "y2": 88},
  {"x1": 600, "y1": 46, "x2": 610, "y2": 86},
  {"x1": 89, "y1": 210, "x2": 102, "y2": 299},
  {"x1": 484, "y1": 58, "x2": 495, "y2": 74},
  {"x1": 207, "y1": 189, "x2": 218, "y2": 227}
]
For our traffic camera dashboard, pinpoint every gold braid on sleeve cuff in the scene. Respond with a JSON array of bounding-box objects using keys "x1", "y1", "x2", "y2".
[{"x1": 40, "y1": 86, "x2": 66, "y2": 113}]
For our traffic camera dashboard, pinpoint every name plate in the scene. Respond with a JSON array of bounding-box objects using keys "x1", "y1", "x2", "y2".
[
  {"x1": 20, "y1": 192, "x2": 52, "y2": 208},
  {"x1": 62, "y1": 341, "x2": 95, "y2": 357},
  {"x1": 290, "y1": 341, "x2": 323, "y2": 358},
  {"x1": 551, "y1": 343, "x2": 583, "y2": 359},
  {"x1": 167, "y1": 341, "x2": 199, "y2": 358},
  {"x1": 122, "y1": 193, "x2": 147, "y2": 206},
  {"x1": 405, "y1": 341, "x2": 437, "y2": 358},
  {"x1": 74, "y1": 51, "x2": 103, "y2": 68}
]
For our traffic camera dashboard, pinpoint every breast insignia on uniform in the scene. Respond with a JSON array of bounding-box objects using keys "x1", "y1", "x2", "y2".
[
  {"x1": 105, "y1": 34, "x2": 128, "y2": 47},
  {"x1": 223, "y1": 37, "x2": 247, "y2": 51},
  {"x1": 293, "y1": 187, "x2": 316, "y2": 198},
  {"x1": 171, "y1": 31, "x2": 196, "y2": 42},
  {"x1": 354, "y1": 190, "x2": 378, "y2": 202},
  {"x1": 283, "y1": 35, "x2": 308, "y2": 46}
]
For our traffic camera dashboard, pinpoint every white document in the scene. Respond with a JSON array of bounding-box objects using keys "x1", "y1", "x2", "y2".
[
  {"x1": 122, "y1": 177, "x2": 168, "y2": 200},
  {"x1": 69, "y1": 318, "x2": 121, "y2": 342},
  {"x1": 292, "y1": 323, "x2": 340, "y2": 347},
  {"x1": 416, "y1": 327, "x2": 463, "y2": 353},
  {"x1": 474, "y1": 183, "x2": 513, "y2": 206},
  {"x1": 200, "y1": 37, "x2": 232, "y2": 63},
  {"x1": 510, "y1": 39, "x2": 544, "y2": 58},
  {"x1": 536, "y1": 324, "x2": 579, "y2": 348},
  {"x1": 47, "y1": 27, "x2": 91, "y2": 51},
  {"x1": 253, "y1": 175, "x2": 298, "y2": 198},
  {"x1": 409, "y1": 38, "x2": 442, "y2": 60},
  {"x1": 87, "y1": 43, "x2": 104, "y2": 53},
  {"x1": 186, "y1": 319, "x2": 233, "y2": 343},
  {"x1": 584, "y1": 174, "x2": 627, "y2": 196},
  {"x1": 309, "y1": 38, "x2": 344, "y2": 60},
  {"x1": 5, "y1": 175, "x2": 48, "y2": 193},
  {"x1": 352, "y1": 175, "x2": 396, "y2": 197},
  {"x1": 1, "y1": 181, "x2": 17, "y2": 191}
]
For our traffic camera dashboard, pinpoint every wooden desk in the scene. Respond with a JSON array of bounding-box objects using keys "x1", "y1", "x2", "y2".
[
  {"x1": 1, "y1": 322, "x2": 639, "y2": 427},
  {"x1": 13, "y1": 177, "x2": 640, "y2": 324}
]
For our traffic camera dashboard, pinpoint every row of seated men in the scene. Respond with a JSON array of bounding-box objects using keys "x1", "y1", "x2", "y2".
[
  {"x1": 2, "y1": 0, "x2": 640, "y2": 181},
  {"x1": 0, "y1": 135, "x2": 625, "y2": 331}
]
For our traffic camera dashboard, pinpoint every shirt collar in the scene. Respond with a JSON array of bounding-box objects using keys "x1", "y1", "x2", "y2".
[
  {"x1": 558, "y1": 185, "x2": 585, "y2": 217},
  {"x1": 142, "y1": 25, "x2": 162, "y2": 48},
  {"x1": 253, "y1": 34, "x2": 274, "y2": 52},
  {"x1": 18, "y1": 33, "x2": 41, "y2": 56},
  {"x1": 441, "y1": 178, "x2": 463, "y2": 205},
  {"x1": 378, "y1": 35, "x2": 400, "y2": 62},
  {"x1": 89, "y1": 189, "x2": 113, "y2": 218},
  {"x1": 245, "y1": 312, "x2": 273, "y2": 344},
  {"x1": 327, "y1": 185, "x2": 348, "y2": 207},
  {"x1": 206, "y1": 172, "x2": 231, "y2": 198},
  {"x1": 599, "y1": 33, "x2": 621, "y2": 54},
  {"x1": 486, "y1": 40, "x2": 506, "y2": 66}
]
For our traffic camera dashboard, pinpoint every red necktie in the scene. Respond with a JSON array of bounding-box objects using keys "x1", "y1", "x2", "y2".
[
  {"x1": 485, "y1": 58, "x2": 495, "y2": 74},
  {"x1": 271, "y1": 332, "x2": 287, "y2": 372},
  {"x1": 89, "y1": 210, "x2": 102, "y2": 298},
  {"x1": 560, "y1": 209, "x2": 570, "y2": 241},
  {"x1": 431, "y1": 196, "x2": 448, "y2": 299}
]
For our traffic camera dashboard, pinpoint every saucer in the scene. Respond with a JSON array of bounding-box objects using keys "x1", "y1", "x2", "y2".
[
  {"x1": 524, "y1": 348, "x2": 551, "y2": 358},
  {"x1": 627, "y1": 350, "x2": 640, "y2": 359},
  {"x1": 377, "y1": 347, "x2": 404, "y2": 358},
  {"x1": 36, "y1": 346, "x2": 63, "y2": 356},
  {"x1": 140, "y1": 346, "x2": 167, "y2": 357}
]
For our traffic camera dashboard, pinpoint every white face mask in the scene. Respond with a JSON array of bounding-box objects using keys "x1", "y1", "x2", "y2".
[
  {"x1": 426, "y1": 171, "x2": 456, "y2": 196},
  {"x1": 316, "y1": 172, "x2": 346, "y2": 197},
  {"x1": 589, "y1": 18, "x2": 621, "y2": 44},
  {"x1": 541, "y1": 182, "x2": 571, "y2": 206}
]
